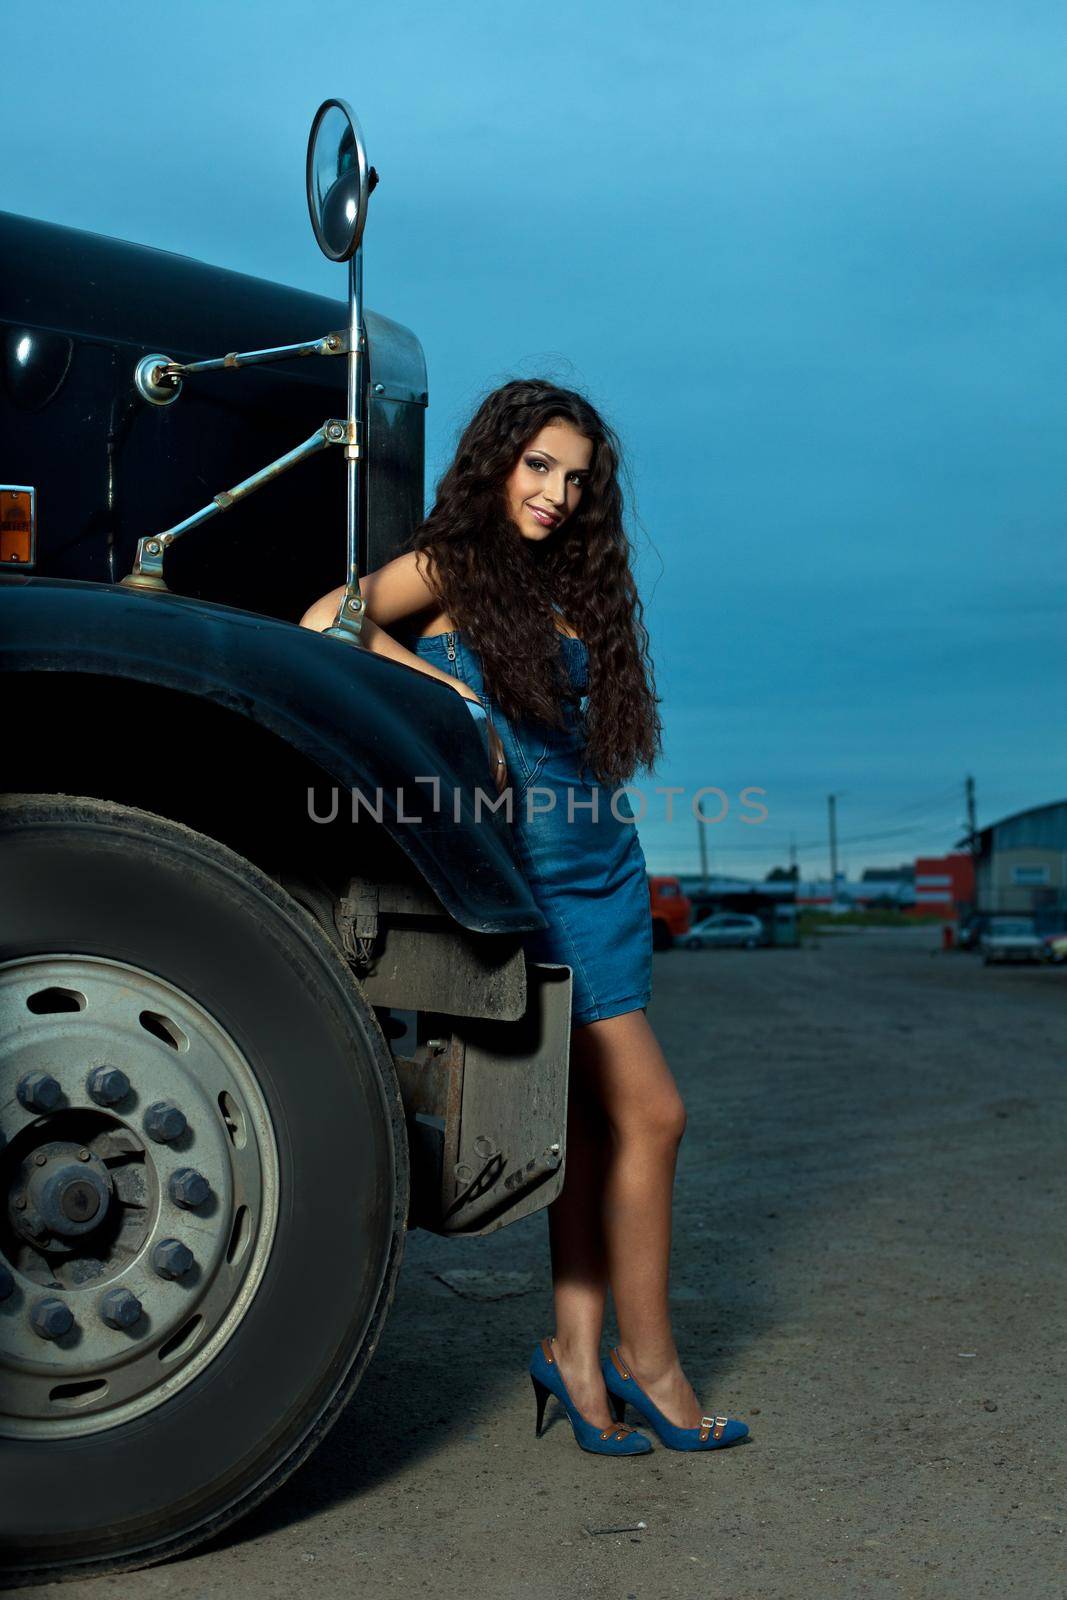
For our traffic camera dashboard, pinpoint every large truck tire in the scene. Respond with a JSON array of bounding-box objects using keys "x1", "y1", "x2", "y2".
[{"x1": 0, "y1": 794, "x2": 408, "y2": 1585}]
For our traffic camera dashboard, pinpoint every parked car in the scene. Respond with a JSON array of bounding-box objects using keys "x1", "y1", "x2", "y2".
[
  {"x1": 980, "y1": 917, "x2": 1043, "y2": 964},
  {"x1": 1041, "y1": 930, "x2": 1067, "y2": 964},
  {"x1": 679, "y1": 912, "x2": 765, "y2": 950},
  {"x1": 648, "y1": 875, "x2": 692, "y2": 951}
]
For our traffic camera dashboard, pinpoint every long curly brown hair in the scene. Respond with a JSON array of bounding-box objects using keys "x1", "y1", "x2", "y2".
[{"x1": 405, "y1": 380, "x2": 662, "y2": 787}]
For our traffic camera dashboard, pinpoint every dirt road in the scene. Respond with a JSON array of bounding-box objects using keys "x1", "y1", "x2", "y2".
[{"x1": 22, "y1": 927, "x2": 1066, "y2": 1599}]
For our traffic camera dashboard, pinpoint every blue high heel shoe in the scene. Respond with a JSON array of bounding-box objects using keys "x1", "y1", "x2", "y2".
[
  {"x1": 530, "y1": 1338, "x2": 653, "y2": 1456},
  {"x1": 601, "y1": 1346, "x2": 749, "y2": 1452}
]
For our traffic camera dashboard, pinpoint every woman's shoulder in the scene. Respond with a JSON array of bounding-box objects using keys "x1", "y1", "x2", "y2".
[{"x1": 359, "y1": 545, "x2": 454, "y2": 631}]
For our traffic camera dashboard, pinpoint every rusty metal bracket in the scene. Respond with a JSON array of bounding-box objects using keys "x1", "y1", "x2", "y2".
[{"x1": 120, "y1": 420, "x2": 348, "y2": 591}]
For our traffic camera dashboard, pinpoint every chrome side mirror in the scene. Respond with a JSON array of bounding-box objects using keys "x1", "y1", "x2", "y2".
[{"x1": 306, "y1": 98, "x2": 370, "y2": 262}]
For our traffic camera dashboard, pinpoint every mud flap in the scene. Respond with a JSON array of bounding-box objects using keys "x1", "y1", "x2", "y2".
[{"x1": 392, "y1": 962, "x2": 571, "y2": 1235}]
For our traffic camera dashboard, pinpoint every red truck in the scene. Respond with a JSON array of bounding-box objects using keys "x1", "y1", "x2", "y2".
[{"x1": 648, "y1": 875, "x2": 693, "y2": 950}]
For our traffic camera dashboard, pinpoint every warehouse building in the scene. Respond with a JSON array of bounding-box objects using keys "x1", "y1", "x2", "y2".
[{"x1": 959, "y1": 799, "x2": 1067, "y2": 929}]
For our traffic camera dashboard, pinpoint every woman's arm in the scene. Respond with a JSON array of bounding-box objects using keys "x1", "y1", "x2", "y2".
[
  {"x1": 299, "y1": 550, "x2": 479, "y2": 704},
  {"x1": 300, "y1": 552, "x2": 509, "y2": 795}
]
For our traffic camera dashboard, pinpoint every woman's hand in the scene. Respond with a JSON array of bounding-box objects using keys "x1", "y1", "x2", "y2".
[
  {"x1": 458, "y1": 693, "x2": 508, "y2": 796},
  {"x1": 486, "y1": 718, "x2": 508, "y2": 797}
]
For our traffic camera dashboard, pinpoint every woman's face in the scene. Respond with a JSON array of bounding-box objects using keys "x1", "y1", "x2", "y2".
[{"x1": 503, "y1": 422, "x2": 593, "y2": 542}]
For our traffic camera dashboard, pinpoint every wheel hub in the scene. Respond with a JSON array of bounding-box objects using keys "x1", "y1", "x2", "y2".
[{"x1": 12, "y1": 1141, "x2": 114, "y2": 1245}]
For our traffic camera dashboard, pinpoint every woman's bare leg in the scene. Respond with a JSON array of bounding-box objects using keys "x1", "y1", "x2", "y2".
[
  {"x1": 546, "y1": 1060, "x2": 615, "y2": 1427},
  {"x1": 574, "y1": 1009, "x2": 704, "y2": 1427}
]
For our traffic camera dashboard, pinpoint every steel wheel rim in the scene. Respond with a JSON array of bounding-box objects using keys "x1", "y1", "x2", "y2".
[{"x1": 0, "y1": 954, "x2": 279, "y2": 1439}]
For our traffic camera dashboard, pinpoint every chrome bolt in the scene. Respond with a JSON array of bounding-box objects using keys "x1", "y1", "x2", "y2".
[
  {"x1": 87, "y1": 1065, "x2": 131, "y2": 1106},
  {"x1": 33, "y1": 1153, "x2": 47, "y2": 1167},
  {"x1": 169, "y1": 1168, "x2": 211, "y2": 1209},
  {"x1": 146, "y1": 540, "x2": 162, "y2": 555},
  {"x1": 144, "y1": 1101, "x2": 187, "y2": 1144},
  {"x1": 0, "y1": 1265, "x2": 14, "y2": 1302},
  {"x1": 17, "y1": 1073, "x2": 62, "y2": 1113},
  {"x1": 152, "y1": 1238, "x2": 194, "y2": 1280},
  {"x1": 79, "y1": 1149, "x2": 91, "y2": 1162},
  {"x1": 31, "y1": 1297, "x2": 74, "y2": 1340},
  {"x1": 100, "y1": 1287, "x2": 143, "y2": 1329},
  {"x1": 373, "y1": 382, "x2": 385, "y2": 394}
]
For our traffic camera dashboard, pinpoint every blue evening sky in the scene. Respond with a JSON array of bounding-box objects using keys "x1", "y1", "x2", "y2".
[{"x1": 5, "y1": 1, "x2": 1064, "y2": 876}]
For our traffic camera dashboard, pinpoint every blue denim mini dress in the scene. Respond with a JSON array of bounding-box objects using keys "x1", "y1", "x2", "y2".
[{"x1": 411, "y1": 627, "x2": 653, "y2": 1026}]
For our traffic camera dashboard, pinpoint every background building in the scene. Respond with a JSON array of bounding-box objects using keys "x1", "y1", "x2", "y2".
[
  {"x1": 912, "y1": 854, "x2": 975, "y2": 921},
  {"x1": 960, "y1": 799, "x2": 1067, "y2": 929}
]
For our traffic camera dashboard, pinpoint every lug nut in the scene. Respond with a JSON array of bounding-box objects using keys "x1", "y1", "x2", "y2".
[
  {"x1": 31, "y1": 1297, "x2": 74, "y2": 1340},
  {"x1": 17, "y1": 1073, "x2": 62, "y2": 1114},
  {"x1": 144, "y1": 1101, "x2": 187, "y2": 1144},
  {"x1": 0, "y1": 1265, "x2": 14, "y2": 1302},
  {"x1": 87, "y1": 1065, "x2": 130, "y2": 1106},
  {"x1": 100, "y1": 1287, "x2": 143, "y2": 1329},
  {"x1": 152, "y1": 1238, "x2": 194, "y2": 1280},
  {"x1": 168, "y1": 1168, "x2": 211, "y2": 1209}
]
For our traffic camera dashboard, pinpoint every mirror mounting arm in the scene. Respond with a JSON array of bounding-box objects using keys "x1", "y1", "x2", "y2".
[
  {"x1": 135, "y1": 333, "x2": 351, "y2": 406},
  {"x1": 120, "y1": 419, "x2": 353, "y2": 593}
]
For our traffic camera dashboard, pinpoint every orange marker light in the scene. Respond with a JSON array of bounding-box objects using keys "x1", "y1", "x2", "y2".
[{"x1": 0, "y1": 487, "x2": 36, "y2": 565}]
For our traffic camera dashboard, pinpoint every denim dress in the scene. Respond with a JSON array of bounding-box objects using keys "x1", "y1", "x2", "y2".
[{"x1": 410, "y1": 627, "x2": 653, "y2": 1026}]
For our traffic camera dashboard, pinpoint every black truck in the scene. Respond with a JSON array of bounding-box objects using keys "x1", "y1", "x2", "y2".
[{"x1": 0, "y1": 100, "x2": 570, "y2": 1583}]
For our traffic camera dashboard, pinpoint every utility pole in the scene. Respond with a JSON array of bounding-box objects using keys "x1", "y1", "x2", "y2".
[
  {"x1": 789, "y1": 833, "x2": 797, "y2": 882},
  {"x1": 965, "y1": 773, "x2": 980, "y2": 917},
  {"x1": 828, "y1": 793, "x2": 840, "y2": 898},
  {"x1": 965, "y1": 774, "x2": 978, "y2": 859},
  {"x1": 697, "y1": 814, "x2": 709, "y2": 891}
]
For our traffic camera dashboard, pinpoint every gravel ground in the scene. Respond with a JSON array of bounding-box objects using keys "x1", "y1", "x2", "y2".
[{"x1": 19, "y1": 926, "x2": 1066, "y2": 1600}]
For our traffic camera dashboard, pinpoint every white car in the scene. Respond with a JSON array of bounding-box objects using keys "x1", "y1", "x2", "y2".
[
  {"x1": 980, "y1": 917, "x2": 1043, "y2": 965},
  {"x1": 679, "y1": 913, "x2": 764, "y2": 951}
]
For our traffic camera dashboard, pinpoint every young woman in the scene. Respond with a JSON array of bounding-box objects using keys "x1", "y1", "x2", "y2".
[{"x1": 300, "y1": 379, "x2": 748, "y2": 1457}]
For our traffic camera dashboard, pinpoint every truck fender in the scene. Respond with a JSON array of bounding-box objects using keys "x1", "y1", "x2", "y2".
[{"x1": 0, "y1": 575, "x2": 545, "y2": 937}]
